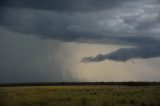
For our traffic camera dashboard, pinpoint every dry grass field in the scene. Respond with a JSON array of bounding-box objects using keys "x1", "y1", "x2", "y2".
[{"x1": 0, "y1": 85, "x2": 160, "y2": 106}]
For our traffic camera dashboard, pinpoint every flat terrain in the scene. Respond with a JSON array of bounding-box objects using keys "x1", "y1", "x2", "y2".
[{"x1": 0, "y1": 85, "x2": 160, "y2": 106}]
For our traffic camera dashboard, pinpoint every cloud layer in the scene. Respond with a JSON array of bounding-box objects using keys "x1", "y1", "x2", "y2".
[
  {"x1": 0, "y1": 0, "x2": 160, "y2": 63},
  {"x1": 0, "y1": 0, "x2": 128, "y2": 12}
]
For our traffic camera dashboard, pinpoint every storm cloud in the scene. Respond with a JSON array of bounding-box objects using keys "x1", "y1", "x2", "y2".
[
  {"x1": 0, "y1": 0, "x2": 160, "y2": 43},
  {"x1": 0, "y1": 0, "x2": 160, "y2": 60},
  {"x1": 80, "y1": 0, "x2": 160, "y2": 62},
  {"x1": 0, "y1": 0, "x2": 129, "y2": 12},
  {"x1": 0, "y1": 0, "x2": 160, "y2": 82}
]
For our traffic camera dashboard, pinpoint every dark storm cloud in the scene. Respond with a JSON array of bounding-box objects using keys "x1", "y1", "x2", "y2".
[
  {"x1": 0, "y1": 0, "x2": 128, "y2": 12},
  {"x1": 0, "y1": 0, "x2": 160, "y2": 65},
  {"x1": 81, "y1": 45, "x2": 160, "y2": 62},
  {"x1": 0, "y1": 8, "x2": 159, "y2": 46},
  {"x1": 0, "y1": 0, "x2": 133, "y2": 43},
  {"x1": 0, "y1": 0, "x2": 160, "y2": 44}
]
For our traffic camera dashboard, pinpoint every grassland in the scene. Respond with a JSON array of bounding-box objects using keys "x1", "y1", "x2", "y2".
[{"x1": 0, "y1": 85, "x2": 160, "y2": 106}]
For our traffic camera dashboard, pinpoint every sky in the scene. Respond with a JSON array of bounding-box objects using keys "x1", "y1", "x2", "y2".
[{"x1": 0, "y1": 0, "x2": 160, "y2": 83}]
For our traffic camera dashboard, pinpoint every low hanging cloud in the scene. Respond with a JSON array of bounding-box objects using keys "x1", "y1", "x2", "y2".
[{"x1": 81, "y1": 45, "x2": 160, "y2": 62}]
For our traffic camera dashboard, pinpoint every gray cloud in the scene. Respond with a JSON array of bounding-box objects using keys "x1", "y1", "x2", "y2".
[
  {"x1": 0, "y1": 0, "x2": 160, "y2": 64},
  {"x1": 0, "y1": 7, "x2": 160, "y2": 45},
  {"x1": 0, "y1": 0, "x2": 128, "y2": 12},
  {"x1": 81, "y1": 45, "x2": 160, "y2": 62}
]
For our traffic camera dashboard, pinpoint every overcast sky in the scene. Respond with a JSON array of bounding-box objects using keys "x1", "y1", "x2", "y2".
[{"x1": 0, "y1": 0, "x2": 160, "y2": 83}]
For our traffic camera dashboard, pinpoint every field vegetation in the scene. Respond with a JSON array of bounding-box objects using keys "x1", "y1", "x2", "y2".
[{"x1": 0, "y1": 85, "x2": 160, "y2": 106}]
